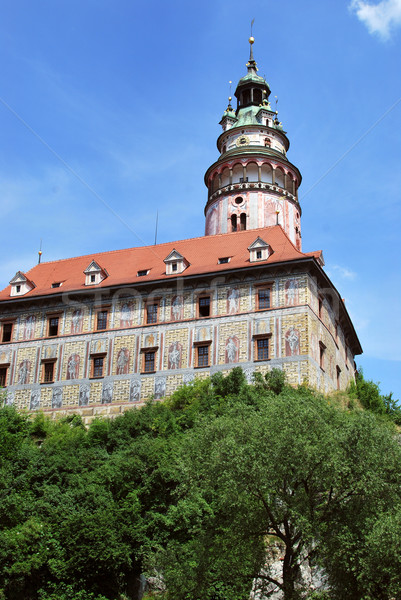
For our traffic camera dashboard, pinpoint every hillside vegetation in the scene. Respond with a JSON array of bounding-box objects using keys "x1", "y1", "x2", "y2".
[{"x1": 0, "y1": 369, "x2": 400, "y2": 600}]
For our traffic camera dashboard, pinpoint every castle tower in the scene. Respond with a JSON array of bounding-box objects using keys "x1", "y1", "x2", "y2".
[{"x1": 204, "y1": 37, "x2": 302, "y2": 250}]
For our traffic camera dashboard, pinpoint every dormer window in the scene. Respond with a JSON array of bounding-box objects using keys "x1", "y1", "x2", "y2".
[
  {"x1": 248, "y1": 237, "x2": 271, "y2": 263},
  {"x1": 137, "y1": 270, "x2": 149, "y2": 277},
  {"x1": 51, "y1": 282, "x2": 61, "y2": 288},
  {"x1": 83, "y1": 260, "x2": 107, "y2": 286},
  {"x1": 9, "y1": 272, "x2": 34, "y2": 297},
  {"x1": 164, "y1": 249, "x2": 188, "y2": 276}
]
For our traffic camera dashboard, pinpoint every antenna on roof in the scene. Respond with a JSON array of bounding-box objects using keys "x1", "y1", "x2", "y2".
[
  {"x1": 38, "y1": 239, "x2": 42, "y2": 264},
  {"x1": 154, "y1": 211, "x2": 158, "y2": 245}
]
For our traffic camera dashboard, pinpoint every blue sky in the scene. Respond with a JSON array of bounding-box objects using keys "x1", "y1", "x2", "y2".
[{"x1": 0, "y1": 0, "x2": 400, "y2": 399}]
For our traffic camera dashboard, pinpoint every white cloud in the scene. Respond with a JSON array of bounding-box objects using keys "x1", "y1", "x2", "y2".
[
  {"x1": 350, "y1": 0, "x2": 401, "y2": 40},
  {"x1": 326, "y1": 265, "x2": 357, "y2": 280}
]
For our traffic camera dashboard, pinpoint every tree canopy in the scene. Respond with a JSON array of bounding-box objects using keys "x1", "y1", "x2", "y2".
[{"x1": 0, "y1": 369, "x2": 400, "y2": 600}]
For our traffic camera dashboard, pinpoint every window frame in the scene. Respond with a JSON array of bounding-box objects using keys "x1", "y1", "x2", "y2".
[
  {"x1": 253, "y1": 334, "x2": 271, "y2": 362},
  {"x1": 336, "y1": 365, "x2": 341, "y2": 390},
  {"x1": 90, "y1": 354, "x2": 106, "y2": 379},
  {"x1": 319, "y1": 341, "x2": 326, "y2": 371},
  {"x1": 318, "y1": 296, "x2": 323, "y2": 319},
  {"x1": 141, "y1": 349, "x2": 157, "y2": 374},
  {"x1": 96, "y1": 309, "x2": 108, "y2": 331},
  {"x1": 1, "y1": 321, "x2": 14, "y2": 343},
  {"x1": 145, "y1": 300, "x2": 160, "y2": 325},
  {"x1": 194, "y1": 342, "x2": 211, "y2": 368},
  {"x1": 255, "y1": 284, "x2": 273, "y2": 311},
  {"x1": 198, "y1": 295, "x2": 211, "y2": 318},
  {"x1": 47, "y1": 315, "x2": 60, "y2": 337},
  {"x1": 41, "y1": 359, "x2": 56, "y2": 384},
  {"x1": 0, "y1": 365, "x2": 9, "y2": 387}
]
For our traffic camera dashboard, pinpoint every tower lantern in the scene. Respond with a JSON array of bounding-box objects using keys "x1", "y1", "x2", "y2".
[{"x1": 204, "y1": 38, "x2": 303, "y2": 250}]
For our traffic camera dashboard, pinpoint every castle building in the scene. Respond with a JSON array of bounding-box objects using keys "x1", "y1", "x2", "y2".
[{"x1": 0, "y1": 39, "x2": 362, "y2": 421}]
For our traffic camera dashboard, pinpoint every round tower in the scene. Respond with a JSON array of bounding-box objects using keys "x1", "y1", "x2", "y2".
[{"x1": 204, "y1": 38, "x2": 302, "y2": 250}]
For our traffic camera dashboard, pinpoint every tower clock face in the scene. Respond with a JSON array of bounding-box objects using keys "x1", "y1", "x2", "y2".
[{"x1": 236, "y1": 135, "x2": 250, "y2": 147}]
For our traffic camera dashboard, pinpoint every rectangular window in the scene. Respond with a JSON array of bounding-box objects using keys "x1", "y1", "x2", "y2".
[
  {"x1": 257, "y1": 288, "x2": 271, "y2": 310},
  {"x1": 137, "y1": 270, "x2": 149, "y2": 277},
  {"x1": 198, "y1": 296, "x2": 211, "y2": 318},
  {"x1": 319, "y1": 342, "x2": 326, "y2": 371},
  {"x1": 96, "y1": 311, "x2": 108, "y2": 331},
  {"x1": 2, "y1": 323, "x2": 13, "y2": 343},
  {"x1": 146, "y1": 303, "x2": 158, "y2": 324},
  {"x1": 43, "y1": 362, "x2": 55, "y2": 383},
  {"x1": 172, "y1": 263, "x2": 178, "y2": 272},
  {"x1": 51, "y1": 282, "x2": 61, "y2": 288},
  {"x1": 218, "y1": 257, "x2": 230, "y2": 264},
  {"x1": 256, "y1": 337, "x2": 269, "y2": 361},
  {"x1": 197, "y1": 344, "x2": 209, "y2": 367},
  {"x1": 336, "y1": 365, "x2": 341, "y2": 390},
  {"x1": 143, "y1": 351, "x2": 156, "y2": 373},
  {"x1": 90, "y1": 274, "x2": 96, "y2": 283},
  {"x1": 48, "y1": 317, "x2": 59, "y2": 337},
  {"x1": 0, "y1": 366, "x2": 8, "y2": 387},
  {"x1": 318, "y1": 296, "x2": 323, "y2": 319},
  {"x1": 92, "y1": 356, "x2": 104, "y2": 378}
]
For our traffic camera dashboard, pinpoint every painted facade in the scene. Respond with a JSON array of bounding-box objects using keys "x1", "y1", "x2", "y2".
[{"x1": 0, "y1": 39, "x2": 362, "y2": 422}]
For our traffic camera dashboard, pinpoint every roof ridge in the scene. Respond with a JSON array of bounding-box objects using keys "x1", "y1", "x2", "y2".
[{"x1": 23, "y1": 225, "x2": 286, "y2": 272}]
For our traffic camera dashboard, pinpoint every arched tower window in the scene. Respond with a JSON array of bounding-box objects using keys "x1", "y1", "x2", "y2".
[
  {"x1": 246, "y1": 162, "x2": 258, "y2": 182},
  {"x1": 261, "y1": 164, "x2": 273, "y2": 183},
  {"x1": 232, "y1": 164, "x2": 243, "y2": 184},
  {"x1": 275, "y1": 168, "x2": 285, "y2": 188},
  {"x1": 264, "y1": 138, "x2": 271, "y2": 147},
  {"x1": 231, "y1": 214, "x2": 237, "y2": 232},
  {"x1": 240, "y1": 213, "x2": 247, "y2": 231},
  {"x1": 221, "y1": 167, "x2": 230, "y2": 187}
]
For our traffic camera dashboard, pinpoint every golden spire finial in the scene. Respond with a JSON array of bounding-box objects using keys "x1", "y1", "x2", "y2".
[
  {"x1": 227, "y1": 81, "x2": 233, "y2": 110},
  {"x1": 248, "y1": 20, "x2": 256, "y2": 66}
]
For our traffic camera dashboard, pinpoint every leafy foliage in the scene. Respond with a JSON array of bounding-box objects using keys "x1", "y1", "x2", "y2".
[
  {"x1": 348, "y1": 367, "x2": 401, "y2": 423},
  {"x1": 0, "y1": 368, "x2": 400, "y2": 599}
]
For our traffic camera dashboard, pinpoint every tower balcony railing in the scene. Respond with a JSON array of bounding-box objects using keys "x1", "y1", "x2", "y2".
[{"x1": 207, "y1": 180, "x2": 299, "y2": 206}]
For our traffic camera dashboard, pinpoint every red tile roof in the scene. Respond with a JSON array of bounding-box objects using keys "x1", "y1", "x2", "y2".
[{"x1": 0, "y1": 226, "x2": 322, "y2": 301}]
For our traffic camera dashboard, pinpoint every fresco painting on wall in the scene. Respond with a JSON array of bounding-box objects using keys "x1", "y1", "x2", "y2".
[
  {"x1": 227, "y1": 288, "x2": 239, "y2": 314},
  {"x1": 285, "y1": 327, "x2": 300, "y2": 356},
  {"x1": 116, "y1": 348, "x2": 130, "y2": 375},
  {"x1": 71, "y1": 309, "x2": 83, "y2": 334},
  {"x1": 171, "y1": 296, "x2": 184, "y2": 321},
  {"x1": 168, "y1": 341, "x2": 182, "y2": 370},
  {"x1": 67, "y1": 354, "x2": 80, "y2": 380},
  {"x1": 225, "y1": 335, "x2": 239, "y2": 363}
]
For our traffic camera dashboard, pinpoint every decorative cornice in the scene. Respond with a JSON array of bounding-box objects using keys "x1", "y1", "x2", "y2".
[{"x1": 206, "y1": 181, "x2": 300, "y2": 210}]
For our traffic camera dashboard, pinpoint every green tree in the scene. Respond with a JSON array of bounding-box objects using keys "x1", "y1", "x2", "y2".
[
  {"x1": 349, "y1": 367, "x2": 401, "y2": 424},
  {"x1": 159, "y1": 381, "x2": 401, "y2": 600}
]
